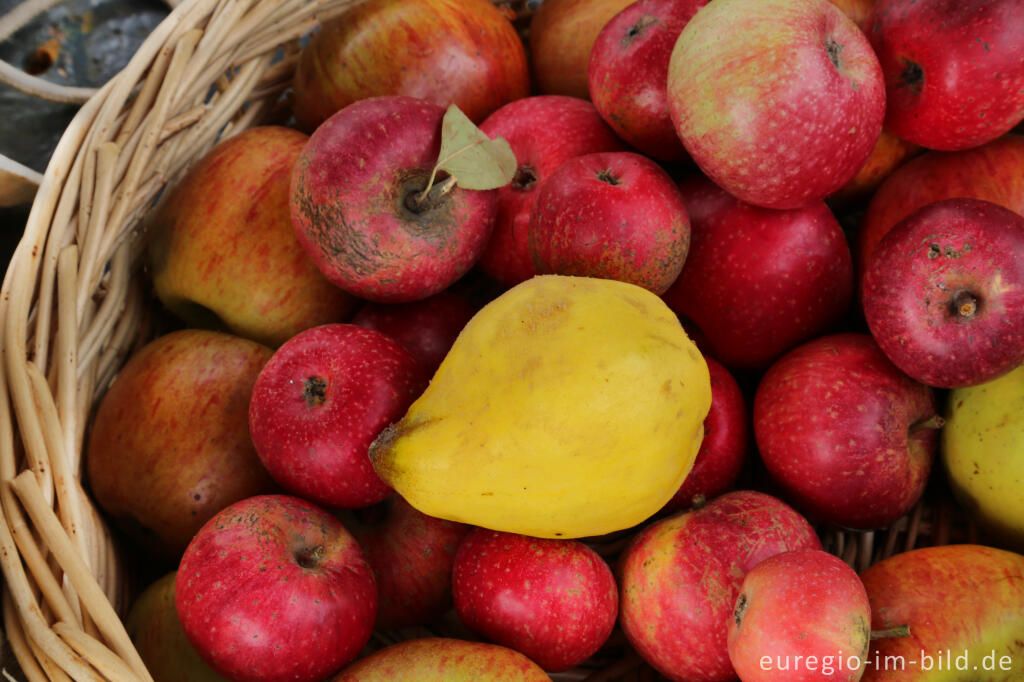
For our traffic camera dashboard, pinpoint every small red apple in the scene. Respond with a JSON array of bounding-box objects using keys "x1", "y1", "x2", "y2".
[
  {"x1": 290, "y1": 96, "x2": 497, "y2": 303},
  {"x1": 588, "y1": 0, "x2": 707, "y2": 161},
  {"x1": 452, "y1": 528, "x2": 618, "y2": 672},
  {"x1": 754, "y1": 333, "x2": 938, "y2": 529},
  {"x1": 529, "y1": 151, "x2": 690, "y2": 294},
  {"x1": 728, "y1": 550, "x2": 871, "y2": 682},
  {"x1": 176, "y1": 495, "x2": 377, "y2": 682},
  {"x1": 862, "y1": 198, "x2": 1024, "y2": 388},
  {"x1": 248, "y1": 324, "x2": 427, "y2": 509},
  {"x1": 477, "y1": 95, "x2": 626, "y2": 287}
]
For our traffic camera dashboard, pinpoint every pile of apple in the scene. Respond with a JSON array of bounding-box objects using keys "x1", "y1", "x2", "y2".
[{"x1": 83, "y1": 0, "x2": 1024, "y2": 679}]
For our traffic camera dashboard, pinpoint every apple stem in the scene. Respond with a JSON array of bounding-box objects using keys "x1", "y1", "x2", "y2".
[
  {"x1": 870, "y1": 625, "x2": 911, "y2": 640},
  {"x1": 951, "y1": 290, "x2": 978, "y2": 319},
  {"x1": 295, "y1": 544, "x2": 325, "y2": 569},
  {"x1": 909, "y1": 415, "x2": 945, "y2": 433},
  {"x1": 413, "y1": 173, "x2": 458, "y2": 212}
]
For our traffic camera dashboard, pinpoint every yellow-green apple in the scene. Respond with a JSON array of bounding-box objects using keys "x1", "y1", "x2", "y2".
[
  {"x1": 529, "y1": 151, "x2": 690, "y2": 294},
  {"x1": 86, "y1": 330, "x2": 276, "y2": 560},
  {"x1": 350, "y1": 495, "x2": 470, "y2": 630},
  {"x1": 126, "y1": 573, "x2": 227, "y2": 682},
  {"x1": 176, "y1": 495, "x2": 377, "y2": 682},
  {"x1": 619, "y1": 490, "x2": 822, "y2": 682},
  {"x1": 528, "y1": 0, "x2": 636, "y2": 99},
  {"x1": 868, "y1": 0, "x2": 1024, "y2": 151},
  {"x1": 330, "y1": 637, "x2": 550, "y2": 681},
  {"x1": 587, "y1": 0, "x2": 706, "y2": 162},
  {"x1": 754, "y1": 334, "x2": 939, "y2": 530},
  {"x1": 290, "y1": 96, "x2": 497, "y2": 303},
  {"x1": 661, "y1": 175, "x2": 853, "y2": 372},
  {"x1": 452, "y1": 529, "x2": 618, "y2": 672},
  {"x1": 828, "y1": 128, "x2": 919, "y2": 208},
  {"x1": 860, "y1": 544, "x2": 1024, "y2": 681},
  {"x1": 663, "y1": 355, "x2": 748, "y2": 512},
  {"x1": 291, "y1": 0, "x2": 529, "y2": 132},
  {"x1": 477, "y1": 95, "x2": 625, "y2": 288},
  {"x1": 248, "y1": 324, "x2": 426, "y2": 509},
  {"x1": 351, "y1": 290, "x2": 476, "y2": 375},
  {"x1": 728, "y1": 550, "x2": 871, "y2": 682},
  {"x1": 862, "y1": 198, "x2": 1024, "y2": 388},
  {"x1": 667, "y1": 0, "x2": 885, "y2": 209},
  {"x1": 942, "y1": 364, "x2": 1024, "y2": 551},
  {"x1": 856, "y1": 134, "x2": 1024, "y2": 279},
  {"x1": 147, "y1": 126, "x2": 356, "y2": 348}
]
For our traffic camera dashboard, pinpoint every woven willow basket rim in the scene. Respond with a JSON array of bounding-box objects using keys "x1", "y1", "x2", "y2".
[{"x1": 0, "y1": 0, "x2": 973, "y2": 679}]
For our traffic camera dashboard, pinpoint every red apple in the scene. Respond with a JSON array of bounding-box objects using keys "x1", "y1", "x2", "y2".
[
  {"x1": 754, "y1": 333, "x2": 938, "y2": 529},
  {"x1": 868, "y1": 0, "x2": 1024, "y2": 151},
  {"x1": 862, "y1": 198, "x2": 1024, "y2": 388},
  {"x1": 351, "y1": 495, "x2": 470, "y2": 630},
  {"x1": 729, "y1": 550, "x2": 871, "y2": 682},
  {"x1": 661, "y1": 175, "x2": 853, "y2": 372},
  {"x1": 619, "y1": 490, "x2": 822, "y2": 682},
  {"x1": 667, "y1": 0, "x2": 885, "y2": 209},
  {"x1": 477, "y1": 95, "x2": 626, "y2": 287},
  {"x1": 663, "y1": 355, "x2": 748, "y2": 512},
  {"x1": 350, "y1": 290, "x2": 476, "y2": 375},
  {"x1": 86, "y1": 330, "x2": 276, "y2": 559},
  {"x1": 176, "y1": 495, "x2": 377, "y2": 682},
  {"x1": 529, "y1": 151, "x2": 690, "y2": 294},
  {"x1": 248, "y1": 324, "x2": 427, "y2": 509},
  {"x1": 856, "y1": 134, "x2": 1024, "y2": 278},
  {"x1": 528, "y1": 0, "x2": 636, "y2": 99},
  {"x1": 860, "y1": 545, "x2": 1024, "y2": 681},
  {"x1": 290, "y1": 96, "x2": 497, "y2": 303},
  {"x1": 588, "y1": 0, "x2": 706, "y2": 161},
  {"x1": 291, "y1": 0, "x2": 529, "y2": 132},
  {"x1": 452, "y1": 528, "x2": 618, "y2": 672}
]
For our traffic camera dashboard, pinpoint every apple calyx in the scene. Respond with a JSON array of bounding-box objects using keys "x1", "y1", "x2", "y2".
[
  {"x1": 899, "y1": 58, "x2": 924, "y2": 94},
  {"x1": 870, "y1": 624, "x2": 911, "y2": 640},
  {"x1": 303, "y1": 376, "x2": 328, "y2": 408},
  {"x1": 909, "y1": 414, "x2": 945, "y2": 434},
  {"x1": 596, "y1": 168, "x2": 621, "y2": 186},
  {"x1": 950, "y1": 290, "x2": 979, "y2": 320},
  {"x1": 512, "y1": 164, "x2": 538, "y2": 191},
  {"x1": 295, "y1": 544, "x2": 326, "y2": 569}
]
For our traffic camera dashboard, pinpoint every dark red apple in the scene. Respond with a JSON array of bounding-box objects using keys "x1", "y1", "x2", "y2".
[
  {"x1": 351, "y1": 495, "x2": 470, "y2": 630},
  {"x1": 729, "y1": 550, "x2": 872, "y2": 681},
  {"x1": 291, "y1": 0, "x2": 529, "y2": 132},
  {"x1": 452, "y1": 528, "x2": 618, "y2": 672},
  {"x1": 868, "y1": 0, "x2": 1024, "y2": 151},
  {"x1": 662, "y1": 175, "x2": 853, "y2": 372},
  {"x1": 477, "y1": 95, "x2": 626, "y2": 287},
  {"x1": 350, "y1": 290, "x2": 476, "y2": 375},
  {"x1": 754, "y1": 333, "x2": 938, "y2": 529},
  {"x1": 529, "y1": 151, "x2": 690, "y2": 294},
  {"x1": 663, "y1": 355, "x2": 748, "y2": 512},
  {"x1": 862, "y1": 198, "x2": 1024, "y2": 388},
  {"x1": 290, "y1": 96, "x2": 497, "y2": 303},
  {"x1": 619, "y1": 490, "x2": 822, "y2": 682},
  {"x1": 588, "y1": 0, "x2": 706, "y2": 161},
  {"x1": 248, "y1": 324, "x2": 427, "y2": 509},
  {"x1": 176, "y1": 495, "x2": 377, "y2": 682}
]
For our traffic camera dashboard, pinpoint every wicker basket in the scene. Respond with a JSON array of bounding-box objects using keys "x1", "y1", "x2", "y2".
[{"x1": 0, "y1": 0, "x2": 973, "y2": 679}]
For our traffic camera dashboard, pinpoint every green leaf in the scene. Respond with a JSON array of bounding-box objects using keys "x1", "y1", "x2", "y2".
[{"x1": 433, "y1": 104, "x2": 517, "y2": 191}]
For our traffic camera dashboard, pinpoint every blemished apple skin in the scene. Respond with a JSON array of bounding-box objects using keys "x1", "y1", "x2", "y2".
[
  {"x1": 148, "y1": 126, "x2": 356, "y2": 348},
  {"x1": 859, "y1": 544, "x2": 1024, "y2": 681},
  {"x1": 291, "y1": 0, "x2": 529, "y2": 132},
  {"x1": 290, "y1": 95, "x2": 497, "y2": 303}
]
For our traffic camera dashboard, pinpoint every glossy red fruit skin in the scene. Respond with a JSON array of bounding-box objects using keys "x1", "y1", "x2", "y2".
[
  {"x1": 868, "y1": 0, "x2": 1024, "y2": 151},
  {"x1": 248, "y1": 324, "x2": 427, "y2": 509},
  {"x1": 663, "y1": 356, "x2": 748, "y2": 512},
  {"x1": 754, "y1": 333, "x2": 938, "y2": 530},
  {"x1": 290, "y1": 96, "x2": 497, "y2": 303},
  {"x1": 588, "y1": 0, "x2": 707, "y2": 161},
  {"x1": 529, "y1": 151, "x2": 690, "y2": 294},
  {"x1": 476, "y1": 95, "x2": 626, "y2": 288},
  {"x1": 662, "y1": 175, "x2": 853, "y2": 372},
  {"x1": 175, "y1": 495, "x2": 377, "y2": 682},
  {"x1": 350, "y1": 290, "x2": 476, "y2": 376},
  {"x1": 452, "y1": 529, "x2": 619, "y2": 673},
  {"x1": 619, "y1": 490, "x2": 822, "y2": 682},
  {"x1": 291, "y1": 0, "x2": 529, "y2": 132}
]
